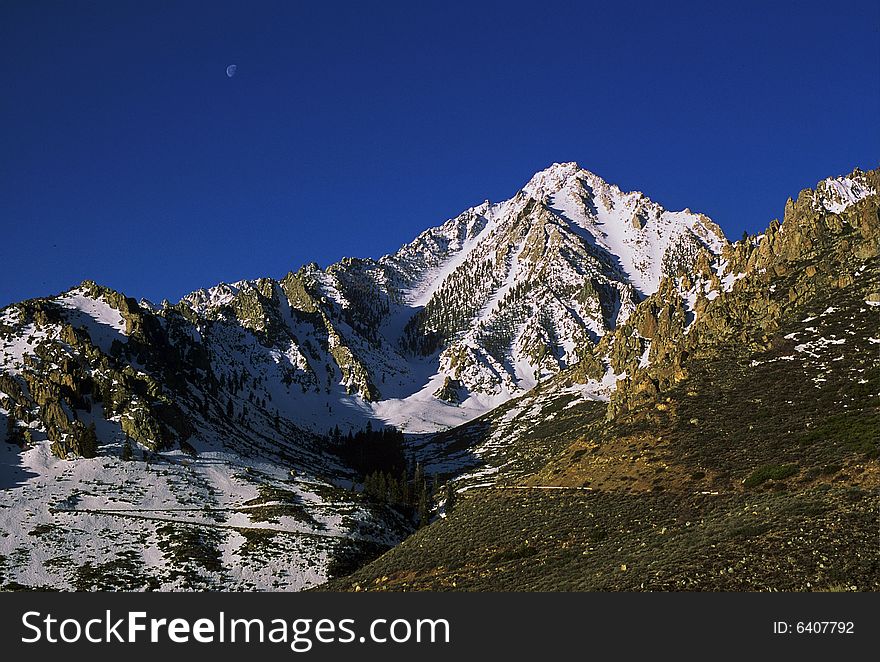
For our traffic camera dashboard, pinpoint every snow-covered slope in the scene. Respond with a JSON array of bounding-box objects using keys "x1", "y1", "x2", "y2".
[
  {"x1": 0, "y1": 283, "x2": 411, "y2": 590},
  {"x1": 171, "y1": 162, "x2": 726, "y2": 433}
]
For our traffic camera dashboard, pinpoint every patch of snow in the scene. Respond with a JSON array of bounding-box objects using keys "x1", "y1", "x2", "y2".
[
  {"x1": 721, "y1": 271, "x2": 746, "y2": 292},
  {"x1": 815, "y1": 174, "x2": 874, "y2": 213},
  {"x1": 638, "y1": 342, "x2": 651, "y2": 368},
  {"x1": 56, "y1": 290, "x2": 129, "y2": 352}
]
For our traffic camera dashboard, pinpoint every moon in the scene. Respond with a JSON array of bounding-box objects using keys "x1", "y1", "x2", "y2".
[{"x1": 226, "y1": 64, "x2": 237, "y2": 78}]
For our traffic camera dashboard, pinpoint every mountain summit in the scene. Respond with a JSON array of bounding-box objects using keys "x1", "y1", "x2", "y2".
[{"x1": 174, "y1": 163, "x2": 728, "y2": 432}]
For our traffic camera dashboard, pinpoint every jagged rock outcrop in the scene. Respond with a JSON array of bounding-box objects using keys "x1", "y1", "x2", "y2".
[{"x1": 603, "y1": 167, "x2": 879, "y2": 419}]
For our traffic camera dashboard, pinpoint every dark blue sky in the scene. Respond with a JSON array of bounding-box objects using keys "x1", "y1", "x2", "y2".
[{"x1": 2, "y1": 1, "x2": 878, "y2": 307}]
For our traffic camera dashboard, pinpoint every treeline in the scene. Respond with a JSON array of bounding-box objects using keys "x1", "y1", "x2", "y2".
[
  {"x1": 331, "y1": 421, "x2": 406, "y2": 478},
  {"x1": 331, "y1": 422, "x2": 455, "y2": 526},
  {"x1": 363, "y1": 462, "x2": 434, "y2": 525},
  {"x1": 400, "y1": 256, "x2": 504, "y2": 355}
]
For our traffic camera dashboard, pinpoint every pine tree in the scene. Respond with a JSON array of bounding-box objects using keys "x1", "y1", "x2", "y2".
[
  {"x1": 376, "y1": 472, "x2": 387, "y2": 503},
  {"x1": 365, "y1": 471, "x2": 381, "y2": 500},
  {"x1": 80, "y1": 422, "x2": 98, "y2": 459},
  {"x1": 400, "y1": 467, "x2": 411, "y2": 506},
  {"x1": 387, "y1": 471, "x2": 401, "y2": 504},
  {"x1": 121, "y1": 436, "x2": 133, "y2": 461},
  {"x1": 6, "y1": 414, "x2": 23, "y2": 447},
  {"x1": 444, "y1": 481, "x2": 456, "y2": 514},
  {"x1": 417, "y1": 481, "x2": 429, "y2": 527}
]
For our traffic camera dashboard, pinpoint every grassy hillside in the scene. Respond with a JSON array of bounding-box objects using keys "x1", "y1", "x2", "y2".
[{"x1": 321, "y1": 241, "x2": 880, "y2": 591}]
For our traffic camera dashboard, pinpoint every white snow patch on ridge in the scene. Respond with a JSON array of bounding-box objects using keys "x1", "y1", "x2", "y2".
[
  {"x1": 815, "y1": 173, "x2": 874, "y2": 213},
  {"x1": 0, "y1": 322, "x2": 51, "y2": 375},
  {"x1": 57, "y1": 291, "x2": 127, "y2": 334},
  {"x1": 54, "y1": 290, "x2": 130, "y2": 353}
]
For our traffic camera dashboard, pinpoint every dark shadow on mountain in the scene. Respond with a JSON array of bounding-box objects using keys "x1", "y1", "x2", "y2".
[
  {"x1": 322, "y1": 418, "x2": 488, "y2": 581},
  {"x1": 0, "y1": 420, "x2": 38, "y2": 490},
  {"x1": 368, "y1": 350, "x2": 446, "y2": 400},
  {"x1": 326, "y1": 538, "x2": 395, "y2": 580},
  {"x1": 58, "y1": 305, "x2": 129, "y2": 352},
  {"x1": 403, "y1": 419, "x2": 489, "y2": 478}
]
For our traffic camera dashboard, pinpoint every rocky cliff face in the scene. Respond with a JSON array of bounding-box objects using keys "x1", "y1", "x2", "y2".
[
  {"x1": 0, "y1": 282, "x2": 196, "y2": 457},
  {"x1": 598, "y1": 167, "x2": 878, "y2": 419}
]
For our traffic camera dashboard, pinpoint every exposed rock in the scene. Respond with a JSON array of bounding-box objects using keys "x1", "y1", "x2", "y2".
[
  {"x1": 600, "y1": 167, "x2": 879, "y2": 420},
  {"x1": 434, "y1": 376, "x2": 465, "y2": 403}
]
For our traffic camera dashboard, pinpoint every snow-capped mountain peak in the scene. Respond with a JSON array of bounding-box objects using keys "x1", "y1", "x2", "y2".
[
  {"x1": 1, "y1": 164, "x2": 876, "y2": 593},
  {"x1": 520, "y1": 161, "x2": 583, "y2": 200},
  {"x1": 160, "y1": 162, "x2": 730, "y2": 433},
  {"x1": 0, "y1": 163, "x2": 730, "y2": 440}
]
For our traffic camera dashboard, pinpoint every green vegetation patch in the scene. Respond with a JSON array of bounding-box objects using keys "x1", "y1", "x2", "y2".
[
  {"x1": 799, "y1": 412, "x2": 880, "y2": 458},
  {"x1": 241, "y1": 484, "x2": 324, "y2": 528},
  {"x1": 743, "y1": 464, "x2": 799, "y2": 488},
  {"x1": 157, "y1": 523, "x2": 223, "y2": 573}
]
